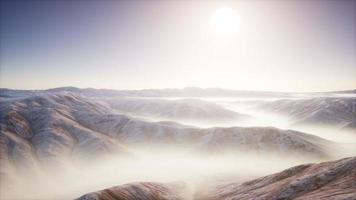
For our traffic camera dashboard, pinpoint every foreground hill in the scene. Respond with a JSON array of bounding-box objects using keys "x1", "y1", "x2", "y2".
[
  {"x1": 77, "y1": 182, "x2": 186, "y2": 200},
  {"x1": 210, "y1": 156, "x2": 356, "y2": 200},
  {"x1": 77, "y1": 157, "x2": 356, "y2": 200}
]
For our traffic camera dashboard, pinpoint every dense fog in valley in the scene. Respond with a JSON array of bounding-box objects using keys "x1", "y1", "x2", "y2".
[{"x1": 1, "y1": 150, "x2": 321, "y2": 199}]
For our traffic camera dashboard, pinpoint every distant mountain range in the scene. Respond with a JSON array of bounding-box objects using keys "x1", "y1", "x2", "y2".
[{"x1": 1, "y1": 86, "x2": 355, "y2": 98}]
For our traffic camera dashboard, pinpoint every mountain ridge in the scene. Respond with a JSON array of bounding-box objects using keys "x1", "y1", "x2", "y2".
[{"x1": 1, "y1": 87, "x2": 355, "y2": 98}]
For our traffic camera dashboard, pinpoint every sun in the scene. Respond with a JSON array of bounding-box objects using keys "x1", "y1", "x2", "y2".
[{"x1": 210, "y1": 7, "x2": 240, "y2": 37}]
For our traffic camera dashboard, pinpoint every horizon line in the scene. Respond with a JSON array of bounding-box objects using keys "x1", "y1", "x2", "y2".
[{"x1": 1, "y1": 86, "x2": 355, "y2": 94}]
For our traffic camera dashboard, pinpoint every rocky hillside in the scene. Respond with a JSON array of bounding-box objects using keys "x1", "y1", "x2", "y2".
[
  {"x1": 76, "y1": 182, "x2": 186, "y2": 200},
  {"x1": 77, "y1": 157, "x2": 356, "y2": 200},
  {"x1": 210, "y1": 156, "x2": 356, "y2": 200}
]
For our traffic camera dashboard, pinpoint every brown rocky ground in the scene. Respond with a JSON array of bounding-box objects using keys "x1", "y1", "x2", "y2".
[
  {"x1": 76, "y1": 182, "x2": 187, "y2": 200},
  {"x1": 77, "y1": 157, "x2": 356, "y2": 200}
]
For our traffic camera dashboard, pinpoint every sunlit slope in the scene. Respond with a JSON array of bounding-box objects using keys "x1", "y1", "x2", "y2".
[
  {"x1": 76, "y1": 182, "x2": 186, "y2": 200},
  {"x1": 209, "y1": 157, "x2": 356, "y2": 200},
  {"x1": 76, "y1": 157, "x2": 356, "y2": 200}
]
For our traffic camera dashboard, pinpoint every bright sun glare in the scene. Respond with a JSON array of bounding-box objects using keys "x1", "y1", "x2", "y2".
[{"x1": 210, "y1": 7, "x2": 240, "y2": 37}]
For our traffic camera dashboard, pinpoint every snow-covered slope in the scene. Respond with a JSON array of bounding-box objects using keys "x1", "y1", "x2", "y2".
[
  {"x1": 0, "y1": 93, "x2": 129, "y2": 174},
  {"x1": 209, "y1": 156, "x2": 356, "y2": 200},
  {"x1": 0, "y1": 92, "x2": 340, "y2": 174},
  {"x1": 256, "y1": 97, "x2": 356, "y2": 129}
]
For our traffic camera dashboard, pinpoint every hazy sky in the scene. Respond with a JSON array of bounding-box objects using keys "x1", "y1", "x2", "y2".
[{"x1": 1, "y1": 0, "x2": 355, "y2": 92}]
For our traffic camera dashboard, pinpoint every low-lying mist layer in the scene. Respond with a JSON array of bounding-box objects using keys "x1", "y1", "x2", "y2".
[{"x1": 1, "y1": 149, "x2": 324, "y2": 200}]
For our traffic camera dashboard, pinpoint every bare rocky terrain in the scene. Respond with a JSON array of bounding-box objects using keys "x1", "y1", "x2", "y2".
[
  {"x1": 77, "y1": 157, "x2": 356, "y2": 200},
  {"x1": 76, "y1": 182, "x2": 187, "y2": 200},
  {"x1": 209, "y1": 156, "x2": 356, "y2": 200}
]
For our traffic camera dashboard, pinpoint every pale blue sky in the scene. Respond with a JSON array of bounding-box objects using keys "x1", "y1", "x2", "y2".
[{"x1": 1, "y1": 0, "x2": 355, "y2": 92}]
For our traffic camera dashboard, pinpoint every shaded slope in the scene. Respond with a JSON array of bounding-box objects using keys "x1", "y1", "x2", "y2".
[{"x1": 0, "y1": 93, "x2": 130, "y2": 173}]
